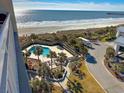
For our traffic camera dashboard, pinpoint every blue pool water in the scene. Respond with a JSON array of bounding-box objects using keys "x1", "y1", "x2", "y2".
[{"x1": 29, "y1": 46, "x2": 50, "y2": 57}]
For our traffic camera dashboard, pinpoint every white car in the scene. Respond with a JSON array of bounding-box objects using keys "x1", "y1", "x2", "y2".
[{"x1": 78, "y1": 37, "x2": 92, "y2": 48}]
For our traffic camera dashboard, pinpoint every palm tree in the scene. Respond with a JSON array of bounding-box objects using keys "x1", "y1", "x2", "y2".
[
  {"x1": 80, "y1": 46, "x2": 88, "y2": 57},
  {"x1": 39, "y1": 78, "x2": 51, "y2": 93},
  {"x1": 30, "y1": 78, "x2": 52, "y2": 93},
  {"x1": 105, "y1": 47, "x2": 115, "y2": 60},
  {"x1": 76, "y1": 43, "x2": 88, "y2": 58},
  {"x1": 72, "y1": 81, "x2": 83, "y2": 93},
  {"x1": 69, "y1": 39, "x2": 77, "y2": 46},
  {"x1": 34, "y1": 46, "x2": 43, "y2": 62},
  {"x1": 67, "y1": 80, "x2": 83, "y2": 93},
  {"x1": 30, "y1": 78, "x2": 41, "y2": 93},
  {"x1": 38, "y1": 63, "x2": 51, "y2": 79},
  {"x1": 47, "y1": 51, "x2": 57, "y2": 69},
  {"x1": 30, "y1": 33, "x2": 38, "y2": 40},
  {"x1": 24, "y1": 51, "x2": 31, "y2": 63},
  {"x1": 57, "y1": 52, "x2": 67, "y2": 71}
]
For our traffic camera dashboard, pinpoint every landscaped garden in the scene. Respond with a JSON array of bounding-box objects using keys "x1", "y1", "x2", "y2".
[
  {"x1": 104, "y1": 47, "x2": 124, "y2": 81},
  {"x1": 67, "y1": 59, "x2": 105, "y2": 93},
  {"x1": 51, "y1": 66, "x2": 65, "y2": 80},
  {"x1": 19, "y1": 26, "x2": 117, "y2": 93},
  {"x1": 22, "y1": 41, "x2": 105, "y2": 93},
  {"x1": 22, "y1": 44, "x2": 70, "y2": 93}
]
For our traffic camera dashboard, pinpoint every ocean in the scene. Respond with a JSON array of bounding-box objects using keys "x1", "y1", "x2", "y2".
[{"x1": 16, "y1": 10, "x2": 124, "y2": 28}]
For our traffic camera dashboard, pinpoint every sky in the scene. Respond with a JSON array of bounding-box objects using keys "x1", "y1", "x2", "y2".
[{"x1": 13, "y1": 0, "x2": 124, "y2": 12}]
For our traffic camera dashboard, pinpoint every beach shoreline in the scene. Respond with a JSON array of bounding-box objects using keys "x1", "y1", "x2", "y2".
[{"x1": 18, "y1": 22, "x2": 124, "y2": 36}]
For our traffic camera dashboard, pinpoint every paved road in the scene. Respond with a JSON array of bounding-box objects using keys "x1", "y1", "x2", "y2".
[{"x1": 86, "y1": 42, "x2": 124, "y2": 93}]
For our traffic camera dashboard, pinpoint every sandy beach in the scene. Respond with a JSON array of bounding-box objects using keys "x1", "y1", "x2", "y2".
[{"x1": 18, "y1": 21, "x2": 124, "y2": 36}]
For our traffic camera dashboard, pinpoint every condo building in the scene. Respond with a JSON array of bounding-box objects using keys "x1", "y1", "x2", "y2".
[
  {"x1": 0, "y1": 0, "x2": 31, "y2": 93},
  {"x1": 115, "y1": 26, "x2": 124, "y2": 55}
]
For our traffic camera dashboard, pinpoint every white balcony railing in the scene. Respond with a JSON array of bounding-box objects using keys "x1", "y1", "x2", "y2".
[
  {"x1": 0, "y1": 14, "x2": 10, "y2": 92},
  {"x1": 0, "y1": 14, "x2": 20, "y2": 93}
]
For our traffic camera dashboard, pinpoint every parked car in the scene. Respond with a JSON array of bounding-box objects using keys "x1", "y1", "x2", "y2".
[{"x1": 78, "y1": 37, "x2": 92, "y2": 48}]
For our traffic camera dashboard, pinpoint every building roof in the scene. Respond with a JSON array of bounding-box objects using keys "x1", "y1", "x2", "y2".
[
  {"x1": 115, "y1": 36, "x2": 124, "y2": 47},
  {"x1": 117, "y1": 26, "x2": 124, "y2": 33},
  {"x1": 78, "y1": 37, "x2": 90, "y2": 42}
]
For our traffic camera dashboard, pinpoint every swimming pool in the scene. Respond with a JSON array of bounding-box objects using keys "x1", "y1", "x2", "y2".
[{"x1": 29, "y1": 46, "x2": 50, "y2": 57}]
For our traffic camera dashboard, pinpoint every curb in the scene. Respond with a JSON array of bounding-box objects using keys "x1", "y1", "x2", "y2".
[
  {"x1": 85, "y1": 61, "x2": 107, "y2": 93},
  {"x1": 102, "y1": 60, "x2": 115, "y2": 78}
]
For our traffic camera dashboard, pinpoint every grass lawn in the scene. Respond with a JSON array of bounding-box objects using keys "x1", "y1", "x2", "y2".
[
  {"x1": 52, "y1": 85, "x2": 63, "y2": 93},
  {"x1": 68, "y1": 61, "x2": 105, "y2": 93}
]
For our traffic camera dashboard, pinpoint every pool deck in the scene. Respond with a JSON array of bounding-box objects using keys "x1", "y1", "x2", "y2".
[
  {"x1": 23, "y1": 44, "x2": 73, "y2": 62},
  {"x1": 23, "y1": 44, "x2": 75, "y2": 89}
]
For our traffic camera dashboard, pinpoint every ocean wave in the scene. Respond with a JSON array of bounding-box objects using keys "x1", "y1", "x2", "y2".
[{"x1": 17, "y1": 18, "x2": 124, "y2": 28}]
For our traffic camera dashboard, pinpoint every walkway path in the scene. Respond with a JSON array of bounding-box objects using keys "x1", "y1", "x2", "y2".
[
  {"x1": 86, "y1": 42, "x2": 124, "y2": 93},
  {"x1": 53, "y1": 63, "x2": 71, "y2": 89}
]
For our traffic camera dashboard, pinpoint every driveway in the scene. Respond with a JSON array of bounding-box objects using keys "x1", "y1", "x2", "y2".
[{"x1": 86, "y1": 42, "x2": 124, "y2": 93}]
